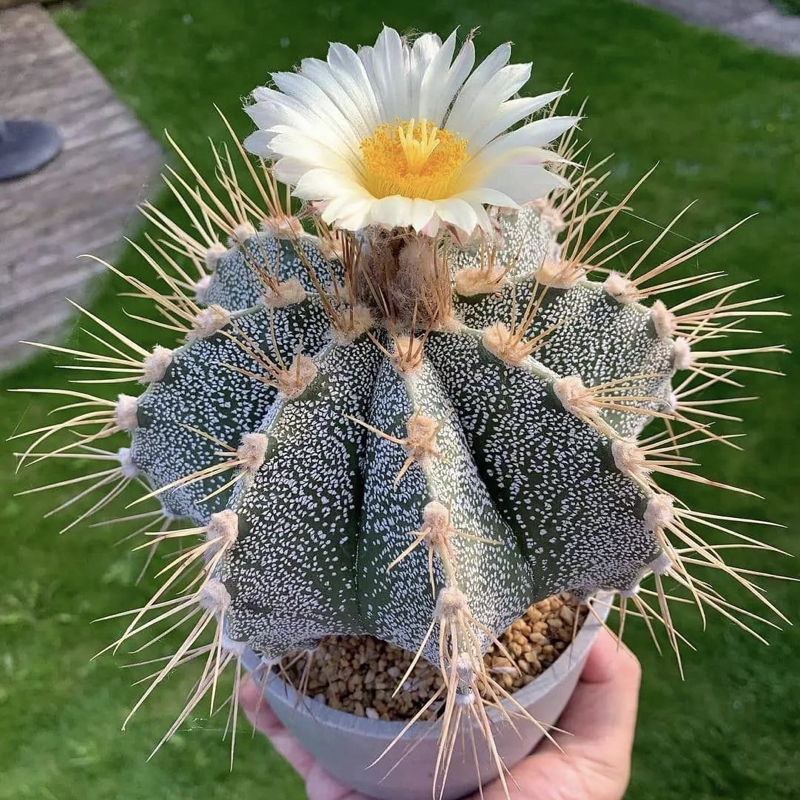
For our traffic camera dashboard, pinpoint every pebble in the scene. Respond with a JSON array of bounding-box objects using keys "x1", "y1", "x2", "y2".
[{"x1": 278, "y1": 593, "x2": 586, "y2": 722}]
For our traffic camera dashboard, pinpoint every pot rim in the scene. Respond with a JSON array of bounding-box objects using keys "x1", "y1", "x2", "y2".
[{"x1": 243, "y1": 595, "x2": 612, "y2": 739}]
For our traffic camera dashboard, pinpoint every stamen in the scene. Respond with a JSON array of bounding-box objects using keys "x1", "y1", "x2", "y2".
[
  {"x1": 397, "y1": 118, "x2": 441, "y2": 174},
  {"x1": 360, "y1": 119, "x2": 468, "y2": 200}
]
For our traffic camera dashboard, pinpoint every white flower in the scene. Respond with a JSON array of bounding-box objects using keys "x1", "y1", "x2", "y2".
[{"x1": 244, "y1": 27, "x2": 579, "y2": 235}]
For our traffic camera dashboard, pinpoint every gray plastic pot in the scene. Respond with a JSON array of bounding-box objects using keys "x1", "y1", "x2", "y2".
[{"x1": 244, "y1": 601, "x2": 609, "y2": 800}]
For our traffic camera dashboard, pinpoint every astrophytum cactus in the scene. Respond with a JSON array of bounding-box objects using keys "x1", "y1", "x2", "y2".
[{"x1": 15, "y1": 26, "x2": 787, "y2": 793}]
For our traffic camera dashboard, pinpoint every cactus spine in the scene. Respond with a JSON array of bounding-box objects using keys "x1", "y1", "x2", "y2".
[{"x1": 14, "y1": 27, "x2": 787, "y2": 795}]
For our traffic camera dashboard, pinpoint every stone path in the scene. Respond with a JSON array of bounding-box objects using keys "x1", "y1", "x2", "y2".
[
  {"x1": 631, "y1": 0, "x2": 800, "y2": 56},
  {"x1": 0, "y1": 3, "x2": 161, "y2": 369}
]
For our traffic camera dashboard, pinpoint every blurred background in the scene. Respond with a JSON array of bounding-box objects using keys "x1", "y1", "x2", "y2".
[{"x1": 1, "y1": 1, "x2": 798, "y2": 798}]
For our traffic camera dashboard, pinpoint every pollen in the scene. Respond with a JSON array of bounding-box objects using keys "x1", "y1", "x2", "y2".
[{"x1": 360, "y1": 119, "x2": 468, "y2": 200}]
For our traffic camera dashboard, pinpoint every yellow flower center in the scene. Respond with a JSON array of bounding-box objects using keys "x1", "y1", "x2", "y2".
[{"x1": 360, "y1": 119, "x2": 469, "y2": 200}]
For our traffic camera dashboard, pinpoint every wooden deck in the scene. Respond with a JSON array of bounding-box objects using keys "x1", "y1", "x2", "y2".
[{"x1": 0, "y1": 3, "x2": 162, "y2": 369}]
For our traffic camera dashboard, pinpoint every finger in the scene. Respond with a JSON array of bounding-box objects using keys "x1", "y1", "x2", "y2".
[
  {"x1": 476, "y1": 629, "x2": 641, "y2": 800},
  {"x1": 239, "y1": 675, "x2": 369, "y2": 800},
  {"x1": 542, "y1": 627, "x2": 641, "y2": 761},
  {"x1": 239, "y1": 675, "x2": 318, "y2": 778}
]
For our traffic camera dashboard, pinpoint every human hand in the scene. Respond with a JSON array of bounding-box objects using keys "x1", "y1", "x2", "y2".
[{"x1": 238, "y1": 628, "x2": 641, "y2": 800}]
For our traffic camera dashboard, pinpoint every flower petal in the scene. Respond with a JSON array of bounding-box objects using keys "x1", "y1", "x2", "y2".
[
  {"x1": 324, "y1": 196, "x2": 374, "y2": 230},
  {"x1": 368, "y1": 195, "x2": 416, "y2": 228},
  {"x1": 364, "y1": 26, "x2": 411, "y2": 121},
  {"x1": 268, "y1": 128, "x2": 361, "y2": 177},
  {"x1": 448, "y1": 63, "x2": 532, "y2": 140},
  {"x1": 320, "y1": 188, "x2": 377, "y2": 230},
  {"x1": 431, "y1": 35, "x2": 476, "y2": 124},
  {"x1": 409, "y1": 198, "x2": 438, "y2": 231},
  {"x1": 409, "y1": 33, "x2": 443, "y2": 116},
  {"x1": 298, "y1": 57, "x2": 374, "y2": 140},
  {"x1": 273, "y1": 157, "x2": 321, "y2": 185},
  {"x1": 477, "y1": 115, "x2": 581, "y2": 165},
  {"x1": 416, "y1": 30, "x2": 457, "y2": 122},
  {"x1": 327, "y1": 42, "x2": 382, "y2": 132},
  {"x1": 432, "y1": 197, "x2": 480, "y2": 233},
  {"x1": 480, "y1": 164, "x2": 569, "y2": 205},
  {"x1": 293, "y1": 167, "x2": 364, "y2": 201},
  {"x1": 243, "y1": 130, "x2": 275, "y2": 157},
  {"x1": 456, "y1": 187, "x2": 520, "y2": 210},
  {"x1": 444, "y1": 42, "x2": 511, "y2": 132},
  {"x1": 467, "y1": 90, "x2": 566, "y2": 155},
  {"x1": 271, "y1": 71, "x2": 363, "y2": 157},
  {"x1": 247, "y1": 86, "x2": 357, "y2": 162}
]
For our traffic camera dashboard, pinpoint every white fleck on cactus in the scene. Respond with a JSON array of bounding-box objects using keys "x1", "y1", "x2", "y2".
[{"x1": 14, "y1": 26, "x2": 788, "y2": 796}]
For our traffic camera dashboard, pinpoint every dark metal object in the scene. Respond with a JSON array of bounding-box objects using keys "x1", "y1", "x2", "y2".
[{"x1": 0, "y1": 119, "x2": 63, "y2": 182}]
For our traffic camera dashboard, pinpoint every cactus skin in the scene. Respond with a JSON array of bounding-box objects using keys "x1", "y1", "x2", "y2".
[
  {"x1": 123, "y1": 201, "x2": 674, "y2": 663},
  {"x1": 14, "y1": 114, "x2": 784, "y2": 790}
]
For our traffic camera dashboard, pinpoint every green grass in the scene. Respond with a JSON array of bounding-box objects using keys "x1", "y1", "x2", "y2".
[
  {"x1": 2, "y1": 1, "x2": 798, "y2": 798},
  {"x1": 775, "y1": 0, "x2": 800, "y2": 16}
]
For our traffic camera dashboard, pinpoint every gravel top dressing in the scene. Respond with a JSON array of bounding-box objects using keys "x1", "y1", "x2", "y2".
[{"x1": 279, "y1": 594, "x2": 587, "y2": 722}]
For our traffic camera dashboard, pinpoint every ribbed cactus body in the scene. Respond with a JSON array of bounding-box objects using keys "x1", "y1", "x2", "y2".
[
  {"x1": 124, "y1": 204, "x2": 672, "y2": 664},
  {"x1": 14, "y1": 29, "x2": 785, "y2": 793}
]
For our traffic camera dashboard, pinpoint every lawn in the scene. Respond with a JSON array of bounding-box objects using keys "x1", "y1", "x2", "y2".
[
  {"x1": 776, "y1": 0, "x2": 800, "y2": 15},
  {"x1": 2, "y1": 0, "x2": 799, "y2": 798}
]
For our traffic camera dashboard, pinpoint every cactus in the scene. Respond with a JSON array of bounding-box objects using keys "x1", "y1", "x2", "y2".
[{"x1": 14, "y1": 27, "x2": 787, "y2": 795}]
